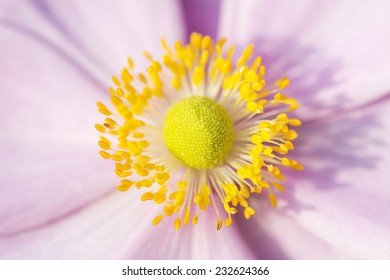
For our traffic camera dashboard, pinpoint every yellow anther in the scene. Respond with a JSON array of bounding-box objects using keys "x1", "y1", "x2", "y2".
[
  {"x1": 138, "y1": 73, "x2": 148, "y2": 84},
  {"x1": 128, "y1": 141, "x2": 142, "y2": 156},
  {"x1": 95, "y1": 123, "x2": 106, "y2": 133},
  {"x1": 144, "y1": 163, "x2": 156, "y2": 170},
  {"x1": 215, "y1": 38, "x2": 226, "y2": 54},
  {"x1": 104, "y1": 118, "x2": 117, "y2": 129},
  {"x1": 111, "y1": 96, "x2": 123, "y2": 107},
  {"x1": 171, "y1": 76, "x2": 181, "y2": 90},
  {"x1": 121, "y1": 179, "x2": 134, "y2": 186},
  {"x1": 192, "y1": 214, "x2": 199, "y2": 224},
  {"x1": 135, "y1": 168, "x2": 149, "y2": 177},
  {"x1": 98, "y1": 140, "x2": 110, "y2": 150},
  {"x1": 251, "y1": 56, "x2": 262, "y2": 69},
  {"x1": 272, "y1": 181, "x2": 285, "y2": 192},
  {"x1": 240, "y1": 185, "x2": 250, "y2": 198},
  {"x1": 178, "y1": 181, "x2": 188, "y2": 189},
  {"x1": 288, "y1": 119, "x2": 302, "y2": 126},
  {"x1": 127, "y1": 57, "x2": 134, "y2": 70},
  {"x1": 263, "y1": 147, "x2": 273, "y2": 155},
  {"x1": 174, "y1": 217, "x2": 181, "y2": 230},
  {"x1": 164, "y1": 203, "x2": 175, "y2": 216},
  {"x1": 285, "y1": 129, "x2": 298, "y2": 140},
  {"x1": 154, "y1": 186, "x2": 167, "y2": 204},
  {"x1": 274, "y1": 93, "x2": 287, "y2": 101},
  {"x1": 251, "y1": 134, "x2": 262, "y2": 144},
  {"x1": 112, "y1": 76, "x2": 121, "y2": 87},
  {"x1": 200, "y1": 51, "x2": 209, "y2": 66},
  {"x1": 111, "y1": 154, "x2": 123, "y2": 162},
  {"x1": 141, "y1": 192, "x2": 155, "y2": 201},
  {"x1": 244, "y1": 207, "x2": 256, "y2": 219},
  {"x1": 135, "y1": 179, "x2": 153, "y2": 188},
  {"x1": 225, "y1": 217, "x2": 232, "y2": 227},
  {"x1": 239, "y1": 198, "x2": 248, "y2": 208},
  {"x1": 290, "y1": 160, "x2": 304, "y2": 170},
  {"x1": 246, "y1": 102, "x2": 264, "y2": 114},
  {"x1": 237, "y1": 44, "x2": 254, "y2": 67},
  {"x1": 192, "y1": 66, "x2": 205, "y2": 85},
  {"x1": 98, "y1": 107, "x2": 112, "y2": 116},
  {"x1": 190, "y1": 32, "x2": 202, "y2": 49},
  {"x1": 268, "y1": 192, "x2": 277, "y2": 207},
  {"x1": 201, "y1": 35, "x2": 211, "y2": 49},
  {"x1": 152, "y1": 214, "x2": 164, "y2": 225},
  {"x1": 99, "y1": 150, "x2": 111, "y2": 159},
  {"x1": 155, "y1": 165, "x2": 165, "y2": 172},
  {"x1": 117, "y1": 184, "x2": 131, "y2": 192},
  {"x1": 281, "y1": 158, "x2": 290, "y2": 166},
  {"x1": 115, "y1": 170, "x2": 133, "y2": 177},
  {"x1": 276, "y1": 77, "x2": 290, "y2": 89},
  {"x1": 155, "y1": 172, "x2": 169, "y2": 185},
  {"x1": 223, "y1": 202, "x2": 231, "y2": 214},
  {"x1": 116, "y1": 88, "x2": 126, "y2": 97},
  {"x1": 183, "y1": 208, "x2": 191, "y2": 225},
  {"x1": 174, "y1": 191, "x2": 185, "y2": 207},
  {"x1": 239, "y1": 83, "x2": 256, "y2": 101},
  {"x1": 237, "y1": 166, "x2": 253, "y2": 179},
  {"x1": 285, "y1": 141, "x2": 294, "y2": 150},
  {"x1": 143, "y1": 51, "x2": 153, "y2": 61},
  {"x1": 216, "y1": 219, "x2": 223, "y2": 231}
]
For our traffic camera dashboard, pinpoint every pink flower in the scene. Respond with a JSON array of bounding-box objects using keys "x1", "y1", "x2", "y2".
[{"x1": 1, "y1": 0, "x2": 389, "y2": 259}]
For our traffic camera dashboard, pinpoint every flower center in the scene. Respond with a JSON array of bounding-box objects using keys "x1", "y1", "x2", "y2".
[{"x1": 163, "y1": 96, "x2": 233, "y2": 169}]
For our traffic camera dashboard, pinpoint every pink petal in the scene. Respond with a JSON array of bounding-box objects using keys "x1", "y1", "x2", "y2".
[
  {"x1": 0, "y1": 0, "x2": 186, "y2": 77},
  {"x1": 245, "y1": 100, "x2": 390, "y2": 259},
  {"x1": 0, "y1": 192, "x2": 155, "y2": 259},
  {"x1": 217, "y1": 0, "x2": 390, "y2": 118},
  {"x1": 0, "y1": 26, "x2": 116, "y2": 235},
  {"x1": 0, "y1": 191, "x2": 254, "y2": 259},
  {"x1": 181, "y1": 0, "x2": 222, "y2": 39},
  {"x1": 128, "y1": 205, "x2": 256, "y2": 259}
]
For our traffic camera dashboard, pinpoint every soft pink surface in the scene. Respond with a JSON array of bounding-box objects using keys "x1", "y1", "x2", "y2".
[{"x1": 218, "y1": 0, "x2": 390, "y2": 120}]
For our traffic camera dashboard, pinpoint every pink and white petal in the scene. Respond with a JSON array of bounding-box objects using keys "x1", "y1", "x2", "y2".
[
  {"x1": 0, "y1": 0, "x2": 185, "y2": 78},
  {"x1": 128, "y1": 205, "x2": 256, "y2": 259},
  {"x1": 0, "y1": 192, "x2": 158, "y2": 259},
  {"x1": 0, "y1": 191, "x2": 253, "y2": 259},
  {"x1": 243, "y1": 100, "x2": 390, "y2": 259},
  {"x1": 217, "y1": 0, "x2": 390, "y2": 119},
  {"x1": 236, "y1": 204, "x2": 349, "y2": 259},
  {"x1": 181, "y1": 0, "x2": 222, "y2": 39},
  {"x1": 0, "y1": 26, "x2": 117, "y2": 235}
]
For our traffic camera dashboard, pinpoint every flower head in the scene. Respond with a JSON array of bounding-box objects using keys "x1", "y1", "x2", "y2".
[
  {"x1": 96, "y1": 33, "x2": 303, "y2": 230},
  {"x1": 1, "y1": 0, "x2": 390, "y2": 260}
]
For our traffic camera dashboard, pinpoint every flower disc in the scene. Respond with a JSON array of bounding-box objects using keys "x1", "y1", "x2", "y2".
[{"x1": 163, "y1": 96, "x2": 233, "y2": 169}]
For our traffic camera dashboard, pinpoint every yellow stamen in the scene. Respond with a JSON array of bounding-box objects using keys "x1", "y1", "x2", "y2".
[{"x1": 96, "y1": 32, "x2": 302, "y2": 231}]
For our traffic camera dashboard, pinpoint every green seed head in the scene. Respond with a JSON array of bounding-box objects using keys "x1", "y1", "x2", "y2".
[{"x1": 163, "y1": 96, "x2": 234, "y2": 169}]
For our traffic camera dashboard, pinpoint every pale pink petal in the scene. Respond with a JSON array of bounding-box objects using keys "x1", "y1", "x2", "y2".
[
  {"x1": 244, "y1": 100, "x2": 390, "y2": 259},
  {"x1": 129, "y1": 204, "x2": 255, "y2": 259},
  {"x1": 181, "y1": 0, "x2": 222, "y2": 39},
  {"x1": 0, "y1": 26, "x2": 116, "y2": 235},
  {"x1": 0, "y1": 191, "x2": 254, "y2": 259},
  {"x1": 0, "y1": 192, "x2": 155, "y2": 259},
  {"x1": 218, "y1": 0, "x2": 390, "y2": 119},
  {"x1": 0, "y1": 0, "x2": 186, "y2": 77}
]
